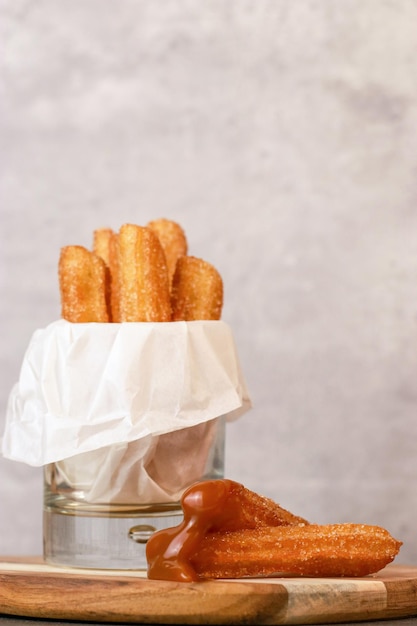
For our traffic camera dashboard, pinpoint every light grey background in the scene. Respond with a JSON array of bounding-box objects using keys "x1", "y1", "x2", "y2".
[{"x1": 1, "y1": 0, "x2": 417, "y2": 564}]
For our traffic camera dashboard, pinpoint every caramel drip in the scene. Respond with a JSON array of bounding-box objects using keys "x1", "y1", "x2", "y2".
[{"x1": 146, "y1": 479, "x2": 245, "y2": 582}]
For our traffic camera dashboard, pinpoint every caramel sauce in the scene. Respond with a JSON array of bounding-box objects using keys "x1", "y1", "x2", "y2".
[{"x1": 146, "y1": 479, "x2": 246, "y2": 582}]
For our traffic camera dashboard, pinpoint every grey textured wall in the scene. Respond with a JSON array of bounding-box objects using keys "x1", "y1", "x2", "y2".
[{"x1": 1, "y1": 0, "x2": 417, "y2": 564}]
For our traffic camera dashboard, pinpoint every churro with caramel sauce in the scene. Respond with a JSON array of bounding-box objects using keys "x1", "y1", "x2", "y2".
[{"x1": 146, "y1": 479, "x2": 401, "y2": 582}]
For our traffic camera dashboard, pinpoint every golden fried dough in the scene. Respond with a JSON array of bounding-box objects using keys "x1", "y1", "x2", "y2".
[
  {"x1": 146, "y1": 479, "x2": 308, "y2": 582},
  {"x1": 108, "y1": 232, "x2": 121, "y2": 322},
  {"x1": 146, "y1": 479, "x2": 402, "y2": 582},
  {"x1": 191, "y1": 523, "x2": 402, "y2": 579},
  {"x1": 92, "y1": 228, "x2": 115, "y2": 320},
  {"x1": 118, "y1": 223, "x2": 171, "y2": 322},
  {"x1": 93, "y1": 227, "x2": 114, "y2": 267},
  {"x1": 171, "y1": 256, "x2": 223, "y2": 321},
  {"x1": 59, "y1": 245, "x2": 109, "y2": 323},
  {"x1": 60, "y1": 221, "x2": 223, "y2": 323},
  {"x1": 94, "y1": 228, "x2": 121, "y2": 322},
  {"x1": 147, "y1": 218, "x2": 188, "y2": 288},
  {"x1": 204, "y1": 479, "x2": 308, "y2": 532}
]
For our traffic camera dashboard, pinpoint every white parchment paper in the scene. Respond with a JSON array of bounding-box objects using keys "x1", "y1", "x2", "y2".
[
  {"x1": 46, "y1": 418, "x2": 224, "y2": 503},
  {"x1": 1, "y1": 320, "x2": 251, "y2": 470}
]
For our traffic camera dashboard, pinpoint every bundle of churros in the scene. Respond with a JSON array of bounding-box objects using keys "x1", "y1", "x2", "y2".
[{"x1": 59, "y1": 219, "x2": 223, "y2": 323}]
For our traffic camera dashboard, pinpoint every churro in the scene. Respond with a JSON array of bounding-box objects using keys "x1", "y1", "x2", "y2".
[
  {"x1": 202, "y1": 479, "x2": 308, "y2": 532},
  {"x1": 171, "y1": 256, "x2": 223, "y2": 321},
  {"x1": 146, "y1": 479, "x2": 402, "y2": 582},
  {"x1": 59, "y1": 245, "x2": 109, "y2": 323},
  {"x1": 146, "y1": 479, "x2": 308, "y2": 582},
  {"x1": 93, "y1": 227, "x2": 114, "y2": 267},
  {"x1": 117, "y1": 223, "x2": 171, "y2": 322},
  {"x1": 107, "y1": 232, "x2": 121, "y2": 322},
  {"x1": 147, "y1": 218, "x2": 188, "y2": 288},
  {"x1": 92, "y1": 228, "x2": 115, "y2": 320},
  {"x1": 191, "y1": 523, "x2": 402, "y2": 579}
]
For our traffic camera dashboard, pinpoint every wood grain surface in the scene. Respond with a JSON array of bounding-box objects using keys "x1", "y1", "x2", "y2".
[{"x1": 1, "y1": 557, "x2": 417, "y2": 625}]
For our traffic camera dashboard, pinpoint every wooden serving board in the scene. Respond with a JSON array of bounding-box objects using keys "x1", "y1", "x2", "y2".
[{"x1": 1, "y1": 558, "x2": 417, "y2": 625}]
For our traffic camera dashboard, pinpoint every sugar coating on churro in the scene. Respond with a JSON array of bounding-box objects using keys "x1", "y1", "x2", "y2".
[
  {"x1": 146, "y1": 479, "x2": 402, "y2": 582},
  {"x1": 191, "y1": 523, "x2": 402, "y2": 579},
  {"x1": 59, "y1": 220, "x2": 223, "y2": 323},
  {"x1": 93, "y1": 228, "x2": 114, "y2": 267},
  {"x1": 59, "y1": 245, "x2": 109, "y2": 323},
  {"x1": 118, "y1": 223, "x2": 171, "y2": 322},
  {"x1": 171, "y1": 256, "x2": 223, "y2": 321},
  {"x1": 147, "y1": 218, "x2": 188, "y2": 288}
]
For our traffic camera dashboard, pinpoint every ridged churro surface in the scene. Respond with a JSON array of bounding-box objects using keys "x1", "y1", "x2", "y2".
[
  {"x1": 210, "y1": 480, "x2": 309, "y2": 532},
  {"x1": 147, "y1": 218, "x2": 188, "y2": 288},
  {"x1": 107, "y1": 232, "x2": 121, "y2": 322},
  {"x1": 93, "y1": 227, "x2": 113, "y2": 267},
  {"x1": 146, "y1": 479, "x2": 402, "y2": 582},
  {"x1": 59, "y1": 245, "x2": 109, "y2": 323},
  {"x1": 191, "y1": 523, "x2": 402, "y2": 579},
  {"x1": 92, "y1": 228, "x2": 114, "y2": 320},
  {"x1": 118, "y1": 223, "x2": 171, "y2": 322},
  {"x1": 171, "y1": 255, "x2": 223, "y2": 321}
]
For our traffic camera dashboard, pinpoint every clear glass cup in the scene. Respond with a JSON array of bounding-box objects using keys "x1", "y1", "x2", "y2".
[{"x1": 43, "y1": 416, "x2": 225, "y2": 569}]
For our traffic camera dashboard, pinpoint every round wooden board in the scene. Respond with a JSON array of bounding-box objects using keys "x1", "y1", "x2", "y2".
[{"x1": 1, "y1": 557, "x2": 417, "y2": 625}]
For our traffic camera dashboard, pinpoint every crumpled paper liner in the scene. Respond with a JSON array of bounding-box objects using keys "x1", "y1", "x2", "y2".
[
  {"x1": 2, "y1": 319, "x2": 251, "y2": 503},
  {"x1": 47, "y1": 418, "x2": 224, "y2": 503}
]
